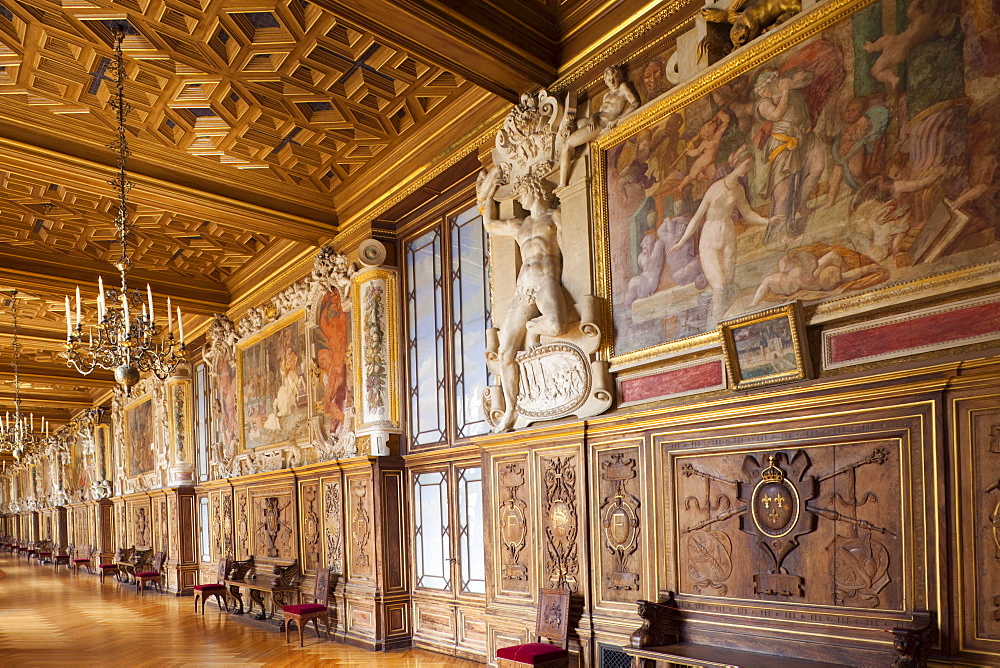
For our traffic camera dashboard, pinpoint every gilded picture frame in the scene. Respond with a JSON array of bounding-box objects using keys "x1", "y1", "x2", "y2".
[
  {"x1": 719, "y1": 302, "x2": 811, "y2": 390},
  {"x1": 592, "y1": 0, "x2": 1000, "y2": 368},
  {"x1": 237, "y1": 309, "x2": 309, "y2": 450}
]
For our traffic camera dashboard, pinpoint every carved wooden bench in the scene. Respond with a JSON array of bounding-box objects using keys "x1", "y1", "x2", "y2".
[
  {"x1": 117, "y1": 546, "x2": 153, "y2": 584},
  {"x1": 623, "y1": 594, "x2": 937, "y2": 668},
  {"x1": 225, "y1": 557, "x2": 300, "y2": 627}
]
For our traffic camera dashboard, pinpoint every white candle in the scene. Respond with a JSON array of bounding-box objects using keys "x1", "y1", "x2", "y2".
[
  {"x1": 147, "y1": 284, "x2": 154, "y2": 323},
  {"x1": 98, "y1": 276, "x2": 105, "y2": 320},
  {"x1": 65, "y1": 296, "x2": 72, "y2": 341},
  {"x1": 167, "y1": 297, "x2": 173, "y2": 336},
  {"x1": 142, "y1": 303, "x2": 147, "y2": 322},
  {"x1": 75, "y1": 285, "x2": 81, "y2": 328},
  {"x1": 177, "y1": 306, "x2": 184, "y2": 344}
]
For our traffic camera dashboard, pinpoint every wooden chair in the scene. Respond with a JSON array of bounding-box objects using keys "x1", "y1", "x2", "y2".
[
  {"x1": 54, "y1": 545, "x2": 72, "y2": 567},
  {"x1": 71, "y1": 546, "x2": 93, "y2": 575},
  {"x1": 136, "y1": 552, "x2": 166, "y2": 595},
  {"x1": 496, "y1": 588, "x2": 571, "y2": 668},
  {"x1": 98, "y1": 548, "x2": 124, "y2": 584},
  {"x1": 282, "y1": 567, "x2": 331, "y2": 647},
  {"x1": 192, "y1": 559, "x2": 231, "y2": 614}
]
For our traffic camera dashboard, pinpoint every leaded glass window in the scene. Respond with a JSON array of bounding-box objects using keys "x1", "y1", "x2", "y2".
[
  {"x1": 199, "y1": 497, "x2": 211, "y2": 562},
  {"x1": 403, "y1": 200, "x2": 492, "y2": 449},
  {"x1": 457, "y1": 466, "x2": 485, "y2": 594},
  {"x1": 406, "y1": 227, "x2": 447, "y2": 446},
  {"x1": 413, "y1": 470, "x2": 451, "y2": 590}
]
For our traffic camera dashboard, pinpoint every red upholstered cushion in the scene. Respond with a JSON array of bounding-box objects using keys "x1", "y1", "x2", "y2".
[
  {"x1": 72, "y1": 558, "x2": 90, "y2": 563},
  {"x1": 283, "y1": 604, "x2": 327, "y2": 615},
  {"x1": 38, "y1": 551, "x2": 52, "y2": 556},
  {"x1": 192, "y1": 584, "x2": 226, "y2": 591},
  {"x1": 98, "y1": 564, "x2": 118, "y2": 569},
  {"x1": 136, "y1": 571, "x2": 160, "y2": 577},
  {"x1": 496, "y1": 643, "x2": 569, "y2": 664}
]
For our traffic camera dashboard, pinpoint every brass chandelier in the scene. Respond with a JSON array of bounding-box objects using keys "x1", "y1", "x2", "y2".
[
  {"x1": 1, "y1": 291, "x2": 50, "y2": 460},
  {"x1": 63, "y1": 27, "x2": 186, "y2": 391}
]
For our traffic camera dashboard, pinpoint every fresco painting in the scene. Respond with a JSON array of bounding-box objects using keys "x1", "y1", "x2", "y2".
[
  {"x1": 241, "y1": 317, "x2": 309, "y2": 449},
  {"x1": 605, "y1": 0, "x2": 1000, "y2": 358},
  {"x1": 126, "y1": 397, "x2": 155, "y2": 477},
  {"x1": 312, "y1": 289, "x2": 352, "y2": 435},
  {"x1": 215, "y1": 357, "x2": 239, "y2": 458}
]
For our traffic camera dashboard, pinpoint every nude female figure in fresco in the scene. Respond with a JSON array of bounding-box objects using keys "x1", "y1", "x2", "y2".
[{"x1": 669, "y1": 150, "x2": 776, "y2": 323}]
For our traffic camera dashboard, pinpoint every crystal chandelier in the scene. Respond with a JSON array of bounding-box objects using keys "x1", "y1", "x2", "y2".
[
  {"x1": 63, "y1": 27, "x2": 186, "y2": 392},
  {"x1": 1, "y1": 291, "x2": 50, "y2": 460}
]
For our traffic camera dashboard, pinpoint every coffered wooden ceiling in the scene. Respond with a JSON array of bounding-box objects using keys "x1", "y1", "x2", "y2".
[{"x1": 0, "y1": 0, "x2": 657, "y2": 443}]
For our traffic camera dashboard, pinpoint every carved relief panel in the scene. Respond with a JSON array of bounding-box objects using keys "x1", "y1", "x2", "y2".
[
  {"x1": 235, "y1": 490, "x2": 249, "y2": 559},
  {"x1": 300, "y1": 481, "x2": 322, "y2": 572},
  {"x1": 670, "y1": 441, "x2": 903, "y2": 607},
  {"x1": 954, "y1": 398, "x2": 1000, "y2": 656},
  {"x1": 596, "y1": 446, "x2": 644, "y2": 603},
  {"x1": 324, "y1": 478, "x2": 344, "y2": 575},
  {"x1": 347, "y1": 474, "x2": 374, "y2": 580},
  {"x1": 250, "y1": 488, "x2": 294, "y2": 558},
  {"x1": 540, "y1": 453, "x2": 580, "y2": 593},
  {"x1": 494, "y1": 457, "x2": 532, "y2": 596}
]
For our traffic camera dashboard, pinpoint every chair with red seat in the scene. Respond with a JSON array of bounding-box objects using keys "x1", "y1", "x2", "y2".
[
  {"x1": 53, "y1": 544, "x2": 72, "y2": 567},
  {"x1": 496, "y1": 588, "x2": 571, "y2": 668},
  {"x1": 192, "y1": 559, "x2": 231, "y2": 614},
  {"x1": 98, "y1": 548, "x2": 124, "y2": 584},
  {"x1": 136, "y1": 552, "x2": 166, "y2": 595},
  {"x1": 72, "y1": 546, "x2": 93, "y2": 575},
  {"x1": 283, "y1": 567, "x2": 331, "y2": 647}
]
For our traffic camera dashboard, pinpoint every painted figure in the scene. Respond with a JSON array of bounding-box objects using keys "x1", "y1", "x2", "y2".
[
  {"x1": 862, "y1": 0, "x2": 937, "y2": 95},
  {"x1": 316, "y1": 290, "x2": 349, "y2": 430},
  {"x1": 669, "y1": 150, "x2": 777, "y2": 323}
]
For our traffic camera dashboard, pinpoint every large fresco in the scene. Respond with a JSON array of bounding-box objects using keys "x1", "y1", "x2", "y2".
[
  {"x1": 602, "y1": 0, "x2": 1000, "y2": 358},
  {"x1": 240, "y1": 315, "x2": 309, "y2": 449},
  {"x1": 126, "y1": 397, "x2": 155, "y2": 477},
  {"x1": 311, "y1": 289, "x2": 352, "y2": 435}
]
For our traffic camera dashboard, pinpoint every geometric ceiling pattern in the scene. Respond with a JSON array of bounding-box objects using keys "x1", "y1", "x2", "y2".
[
  {"x1": 0, "y1": 170, "x2": 271, "y2": 283},
  {"x1": 0, "y1": 0, "x2": 469, "y2": 195}
]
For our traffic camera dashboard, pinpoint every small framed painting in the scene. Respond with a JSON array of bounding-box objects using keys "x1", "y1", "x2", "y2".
[{"x1": 720, "y1": 302, "x2": 811, "y2": 390}]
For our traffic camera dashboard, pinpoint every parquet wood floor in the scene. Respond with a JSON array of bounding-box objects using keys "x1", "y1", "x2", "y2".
[{"x1": 0, "y1": 556, "x2": 482, "y2": 667}]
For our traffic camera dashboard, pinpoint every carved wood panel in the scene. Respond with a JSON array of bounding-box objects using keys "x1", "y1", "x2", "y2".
[
  {"x1": 236, "y1": 490, "x2": 249, "y2": 558},
  {"x1": 251, "y1": 489, "x2": 294, "y2": 558},
  {"x1": 597, "y1": 447, "x2": 643, "y2": 602},
  {"x1": 540, "y1": 453, "x2": 579, "y2": 593},
  {"x1": 347, "y1": 475, "x2": 373, "y2": 580},
  {"x1": 301, "y1": 481, "x2": 322, "y2": 571},
  {"x1": 324, "y1": 479, "x2": 344, "y2": 575},
  {"x1": 672, "y1": 441, "x2": 903, "y2": 607},
  {"x1": 495, "y1": 457, "x2": 531, "y2": 596},
  {"x1": 954, "y1": 398, "x2": 1000, "y2": 656}
]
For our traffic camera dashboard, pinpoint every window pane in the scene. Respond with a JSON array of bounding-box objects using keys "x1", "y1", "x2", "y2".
[
  {"x1": 458, "y1": 467, "x2": 485, "y2": 594},
  {"x1": 406, "y1": 228, "x2": 447, "y2": 446},
  {"x1": 451, "y1": 206, "x2": 492, "y2": 438},
  {"x1": 413, "y1": 471, "x2": 451, "y2": 590},
  {"x1": 194, "y1": 363, "x2": 210, "y2": 482},
  {"x1": 199, "y1": 497, "x2": 211, "y2": 563}
]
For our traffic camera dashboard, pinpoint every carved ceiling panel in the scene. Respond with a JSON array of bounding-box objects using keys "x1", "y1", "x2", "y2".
[
  {"x1": 0, "y1": 170, "x2": 271, "y2": 282},
  {"x1": 0, "y1": 0, "x2": 470, "y2": 194}
]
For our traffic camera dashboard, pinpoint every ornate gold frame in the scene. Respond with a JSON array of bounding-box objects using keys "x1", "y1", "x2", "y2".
[
  {"x1": 719, "y1": 302, "x2": 811, "y2": 390},
  {"x1": 236, "y1": 308, "x2": 308, "y2": 451},
  {"x1": 590, "y1": 0, "x2": 1000, "y2": 368}
]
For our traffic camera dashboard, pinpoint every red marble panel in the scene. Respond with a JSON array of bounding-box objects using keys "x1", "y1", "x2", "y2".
[
  {"x1": 827, "y1": 301, "x2": 1000, "y2": 365},
  {"x1": 619, "y1": 359, "x2": 724, "y2": 404}
]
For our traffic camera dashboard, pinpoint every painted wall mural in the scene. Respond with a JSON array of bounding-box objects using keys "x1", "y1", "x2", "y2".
[
  {"x1": 601, "y1": 0, "x2": 1000, "y2": 359},
  {"x1": 239, "y1": 315, "x2": 309, "y2": 450},
  {"x1": 312, "y1": 288, "x2": 352, "y2": 437},
  {"x1": 126, "y1": 396, "x2": 156, "y2": 477}
]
